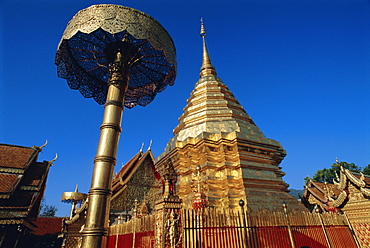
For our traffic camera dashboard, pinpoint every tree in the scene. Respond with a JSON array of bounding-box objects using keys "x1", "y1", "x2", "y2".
[
  {"x1": 305, "y1": 161, "x2": 368, "y2": 185},
  {"x1": 39, "y1": 198, "x2": 58, "y2": 217},
  {"x1": 363, "y1": 164, "x2": 370, "y2": 176}
]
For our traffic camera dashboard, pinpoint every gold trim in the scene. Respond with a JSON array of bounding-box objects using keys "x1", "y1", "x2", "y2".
[
  {"x1": 333, "y1": 190, "x2": 347, "y2": 207},
  {"x1": 344, "y1": 169, "x2": 366, "y2": 188},
  {"x1": 360, "y1": 187, "x2": 370, "y2": 197}
]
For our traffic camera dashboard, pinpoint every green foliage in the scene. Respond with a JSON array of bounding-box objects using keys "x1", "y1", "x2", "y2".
[
  {"x1": 303, "y1": 176, "x2": 311, "y2": 186},
  {"x1": 39, "y1": 198, "x2": 58, "y2": 217},
  {"x1": 363, "y1": 164, "x2": 370, "y2": 176},
  {"x1": 308, "y1": 161, "x2": 369, "y2": 185}
]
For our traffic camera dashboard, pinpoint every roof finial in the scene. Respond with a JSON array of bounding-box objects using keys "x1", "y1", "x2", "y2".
[
  {"x1": 35, "y1": 140, "x2": 48, "y2": 151},
  {"x1": 48, "y1": 153, "x2": 58, "y2": 165},
  {"x1": 140, "y1": 142, "x2": 144, "y2": 152},
  {"x1": 200, "y1": 18, "x2": 216, "y2": 78},
  {"x1": 147, "y1": 139, "x2": 152, "y2": 151}
]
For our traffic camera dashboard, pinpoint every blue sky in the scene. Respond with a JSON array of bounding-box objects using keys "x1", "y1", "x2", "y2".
[{"x1": 1, "y1": 0, "x2": 369, "y2": 217}]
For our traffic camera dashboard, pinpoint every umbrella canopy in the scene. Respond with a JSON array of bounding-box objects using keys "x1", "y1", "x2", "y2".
[{"x1": 55, "y1": 4, "x2": 176, "y2": 108}]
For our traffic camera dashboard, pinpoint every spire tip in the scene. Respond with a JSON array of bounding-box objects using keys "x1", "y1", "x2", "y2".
[
  {"x1": 199, "y1": 18, "x2": 216, "y2": 77},
  {"x1": 200, "y1": 18, "x2": 206, "y2": 37}
]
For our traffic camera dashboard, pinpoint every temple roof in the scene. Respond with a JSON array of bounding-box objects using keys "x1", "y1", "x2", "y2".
[
  {"x1": 0, "y1": 145, "x2": 37, "y2": 170},
  {"x1": 112, "y1": 149, "x2": 158, "y2": 194},
  {"x1": 32, "y1": 217, "x2": 63, "y2": 236},
  {"x1": 0, "y1": 143, "x2": 52, "y2": 225},
  {"x1": 303, "y1": 167, "x2": 370, "y2": 211}
]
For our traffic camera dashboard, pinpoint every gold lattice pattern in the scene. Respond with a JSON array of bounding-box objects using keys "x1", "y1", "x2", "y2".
[{"x1": 353, "y1": 223, "x2": 370, "y2": 248}]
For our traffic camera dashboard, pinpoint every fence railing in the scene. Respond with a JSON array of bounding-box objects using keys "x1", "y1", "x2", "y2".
[
  {"x1": 107, "y1": 209, "x2": 358, "y2": 248},
  {"x1": 107, "y1": 214, "x2": 155, "y2": 248},
  {"x1": 182, "y1": 209, "x2": 358, "y2": 248}
]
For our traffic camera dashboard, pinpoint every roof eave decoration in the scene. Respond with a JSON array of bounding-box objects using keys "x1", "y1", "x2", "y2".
[
  {"x1": 360, "y1": 187, "x2": 370, "y2": 197},
  {"x1": 0, "y1": 194, "x2": 11, "y2": 199},
  {"x1": 47, "y1": 154, "x2": 58, "y2": 166},
  {"x1": 337, "y1": 170, "x2": 347, "y2": 191},
  {"x1": 0, "y1": 218, "x2": 37, "y2": 230},
  {"x1": 332, "y1": 190, "x2": 348, "y2": 208},
  {"x1": 306, "y1": 187, "x2": 328, "y2": 203},
  {"x1": 33, "y1": 140, "x2": 48, "y2": 152},
  {"x1": 307, "y1": 193, "x2": 327, "y2": 210},
  {"x1": 344, "y1": 169, "x2": 366, "y2": 188}
]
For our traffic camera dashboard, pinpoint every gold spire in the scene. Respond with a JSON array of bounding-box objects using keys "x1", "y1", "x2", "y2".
[{"x1": 200, "y1": 18, "x2": 217, "y2": 77}]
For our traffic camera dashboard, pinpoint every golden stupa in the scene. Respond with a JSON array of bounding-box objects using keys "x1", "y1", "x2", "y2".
[{"x1": 156, "y1": 21, "x2": 307, "y2": 212}]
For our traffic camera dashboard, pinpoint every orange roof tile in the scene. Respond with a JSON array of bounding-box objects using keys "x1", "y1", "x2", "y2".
[
  {"x1": 32, "y1": 217, "x2": 63, "y2": 236},
  {"x1": 20, "y1": 162, "x2": 49, "y2": 188},
  {"x1": 0, "y1": 144, "x2": 37, "y2": 169},
  {"x1": 0, "y1": 143, "x2": 50, "y2": 223},
  {"x1": 0, "y1": 174, "x2": 20, "y2": 193}
]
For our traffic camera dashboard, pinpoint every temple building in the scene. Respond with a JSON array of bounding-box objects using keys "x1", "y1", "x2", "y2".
[
  {"x1": 155, "y1": 22, "x2": 306, "y2": 212},
  {"x1": 302, "y1": 165, "x2": 370, "y2": 247},
  {"x1": 111, "y1": 148, "x2": 160, "y2": 214},
  {"x1": 0, "y1": 143, "x2": 55, "y2": 248},
  {"x1": 61, "y1": 149, "x2": 158, "y2": 247}
]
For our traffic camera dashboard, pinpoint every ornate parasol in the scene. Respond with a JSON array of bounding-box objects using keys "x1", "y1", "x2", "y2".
[
  {"x1": 61, "y1": 185, "x2": 87, "y2": 219},
  {"x1": 56, "y1": 4, "x2": 176, "y2": 107},
  {"x1": 55, "y1": 4, "x2": 176, "y2": 247}
]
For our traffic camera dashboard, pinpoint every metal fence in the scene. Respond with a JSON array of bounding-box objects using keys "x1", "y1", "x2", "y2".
[
  {"x1": 107, "y1": 209, "x2": 359, "y2": 248},
  {"x1": 182, "y1": 209, "x2": 359, "y2": 248},
  {"x1": 108, "y1": 214, "x2": 155, "y2": 248}
]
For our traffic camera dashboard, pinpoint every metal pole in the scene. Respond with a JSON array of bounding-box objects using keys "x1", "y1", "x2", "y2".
[
  {"x1": 314, "y1": 206, "x2": 332, "y2": 248},
  {"x1": 238, "y1": 200, "x2": 248, "y2": 248},
  {"x1": 81, "y1": 52, "x2": 128, "y2": 248},
  {"x1": 132, "y1": 199, "x2": 138, "y2": 248},
  {"x1": 283, "y1": 202, "x2": 296, "y2": 248}
]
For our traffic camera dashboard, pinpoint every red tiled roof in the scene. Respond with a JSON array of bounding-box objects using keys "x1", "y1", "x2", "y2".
[
  {"x1": 0, "y1": 191, "x2": 35, "y2": 209},
  {"x1": 20, "y1": 162, "x2": 49, "y2": 188},
  {"x1": 112, "y1": 150, "x2": 156, "y2": 194},
  {"x1": 32, "y1": 217, "x2": 63, "y2": 236},
  {"x1": 113, "y1": 151, "x2": 142, "y2": 184},
  {"x1": 0, "y1": 143, "x2": 51, "y2": 222},
  {"x1": 0, "y1": 144, "x2": 37, "y2": 169},
  {"x1": 310, "y1": 181, "x2": 341, "y2": 196},
  {"x1": 306, "y1": 187, "x2": 327, "y2": 203},
  {"x1": 0, "y1": 174, "x2": 20, "y2": 193},
  {"x1": 364, "y1": 176, "x2": 370, "y2": 185}
]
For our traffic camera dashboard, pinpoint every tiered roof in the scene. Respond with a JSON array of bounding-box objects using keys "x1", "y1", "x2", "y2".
[
  {"x1": 303, "y1": 166, "x2": 370, "y2": 212},
  {"x1": 0, "y1": 143, "x2": 52, "y2": 228}
]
